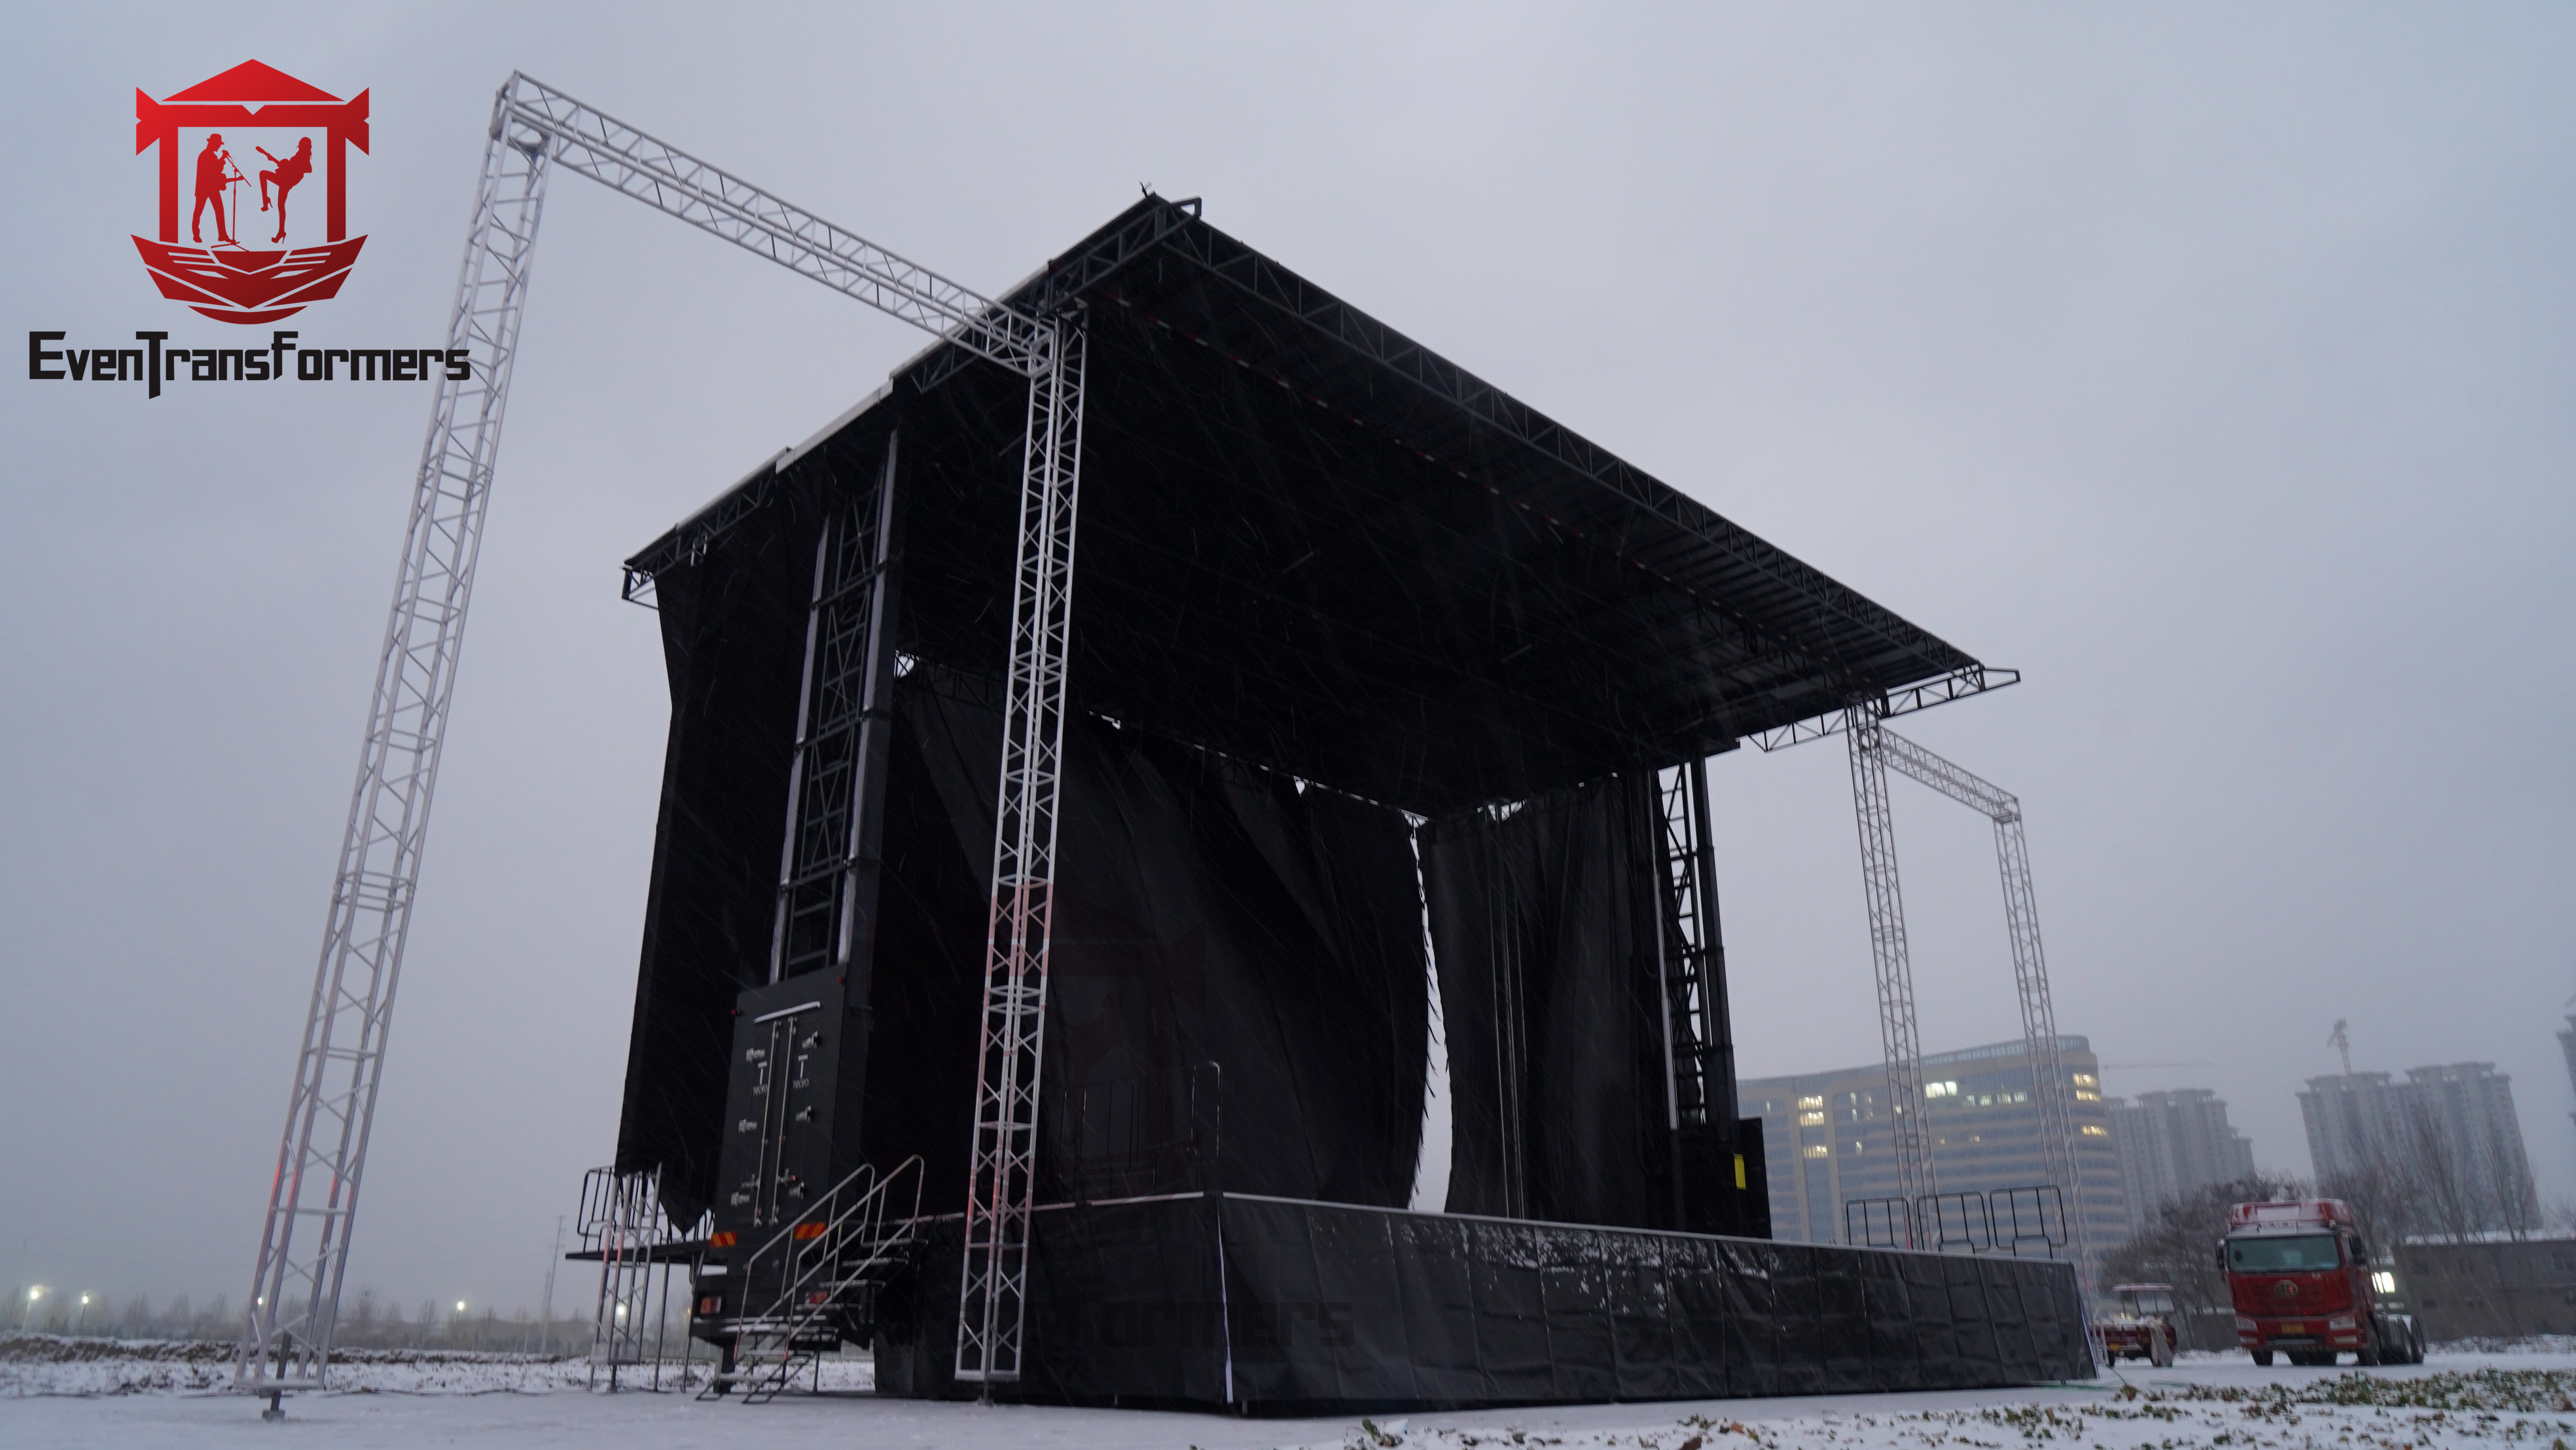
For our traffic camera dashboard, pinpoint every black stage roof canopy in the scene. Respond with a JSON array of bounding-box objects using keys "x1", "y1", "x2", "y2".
[{"x1": 627, "y1": 196, "x2": 1999, "y2": 817}]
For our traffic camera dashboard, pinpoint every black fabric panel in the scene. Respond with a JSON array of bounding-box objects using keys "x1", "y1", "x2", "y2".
[
  {"x1": 874, "y1": 1201, "x2": 1229, "y2": 1406},
  {"x1": 611, "y1": 476, "x2": 821, "y2": 1225},
  {"x1": 860, "y1": 663, "x2": 1429, "y2": 1214},
  {"x1": 875, "y1": 1195, "x2": 2090, "y2": 1411},
  {"x1": 1187, "y1": 1195, "x2": 2091, "y2": 1412},
  {"x1": 1423, "y1": 776, "x2": 1672, "y2": 1229},
  {"x1": 1047, "y1": 717, "x2": 1428, "y2": 1207},
  {"x1": 852, "y1": 668, "x2": 1003, "y2": 1218}
]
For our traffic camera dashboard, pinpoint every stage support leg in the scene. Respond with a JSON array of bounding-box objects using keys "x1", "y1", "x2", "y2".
[
  {"x1": 1845, "y1": 713, "x2": 1935, "y2": 1229},
  {"x1": 956, "y1": 320, "x2": 1088, "y2": 1387}
]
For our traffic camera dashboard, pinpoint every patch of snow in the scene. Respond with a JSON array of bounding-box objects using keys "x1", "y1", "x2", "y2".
[{"x1": 10, "y1": 1341, "x2": 2576, "y2": 1450}]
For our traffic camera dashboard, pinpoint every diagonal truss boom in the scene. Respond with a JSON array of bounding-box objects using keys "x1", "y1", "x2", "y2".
[
  {"x1": 498, "y1": 76, "x2": 1048, "y2": 378},
  {"x1": 238, "y1": 71, "x2": 1082, "y2": 1400},
  {"x1": 237, "y1": 105, "x2": 553, "y2": 1400}
]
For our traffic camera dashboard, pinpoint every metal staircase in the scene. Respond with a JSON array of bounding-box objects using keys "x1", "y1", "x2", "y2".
[{"x1": 703, "y1": 1156, "x2": 925, "y2": 1402}]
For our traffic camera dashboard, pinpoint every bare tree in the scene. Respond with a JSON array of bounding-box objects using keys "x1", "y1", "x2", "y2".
[
  {"x1": 2407, "y1": 1100, "x2": 2487, "y2": 1241},
  {"x1": 2321, "y1": 1141, "x2": 2434, "y2": 1249},
  {"x1": 2325, "y1": 1097, "x2": 2537, "y2": 1245}
]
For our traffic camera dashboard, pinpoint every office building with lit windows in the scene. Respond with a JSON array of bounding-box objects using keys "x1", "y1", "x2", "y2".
[{"x1": 1742, "y1": 1036, "x2": 2130, "y2": 1270}]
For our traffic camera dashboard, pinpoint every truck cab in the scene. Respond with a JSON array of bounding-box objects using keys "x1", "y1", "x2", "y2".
[{"x1": 2220, "y1": 1198, "x2": 2424, "y2": 1366}]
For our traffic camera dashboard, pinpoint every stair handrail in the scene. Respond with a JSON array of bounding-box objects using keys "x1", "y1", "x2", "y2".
[
  {"x1": 738, "y1": 1159, "x2": 874, "y2": 1305},
  {"x1": 728, "y1": 1156, "x2": 926, "y2": 1396}
]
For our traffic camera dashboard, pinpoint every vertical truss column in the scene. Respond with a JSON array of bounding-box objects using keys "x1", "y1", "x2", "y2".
[
  {"x1": 1846, "y1": 711, "x2": 1935, "y2": 1224},
  {"x1": 236, "y1": 90, "x2": 552, "y2": 1396},
  {"x1": 1992, "y1": 804, "x2": 2093, "y2": 1303},
  {"x1": 770, "y1": 433, "x2": 903, "y2": 986},
  {"x1": 1654, "y1": 759, "x2": 1735, "y2": 1133},
  {"x1": 956, "y1": 319, "x2": 1086, "y2": 1386}
]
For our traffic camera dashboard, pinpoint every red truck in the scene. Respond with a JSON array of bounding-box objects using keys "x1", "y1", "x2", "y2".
[{"x1": 2221, "y1": 1198, "x2": 2424, "y2": 1366}]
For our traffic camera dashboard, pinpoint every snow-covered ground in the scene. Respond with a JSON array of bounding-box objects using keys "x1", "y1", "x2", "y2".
[{"x1": 8, "y1": 1336, "x2": 2575, "y2": 1450}]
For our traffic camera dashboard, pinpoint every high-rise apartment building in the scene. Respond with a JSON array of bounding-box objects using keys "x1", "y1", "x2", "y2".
[
  {"x1": 2300, "y1": 1063, "x2": 2538, "y2": 1234},
  {"x1": 1742, "y1": 1036, "x2": 2128, "y2": 1267},
  {"x1": 2105, "y1": 1088, "x2": 2257, "y2": 1216}
]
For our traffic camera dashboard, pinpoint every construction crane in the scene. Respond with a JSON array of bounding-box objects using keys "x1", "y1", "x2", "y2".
[{"x1": 236, "y1": 72, "x2": 1105, "y2": 1407}]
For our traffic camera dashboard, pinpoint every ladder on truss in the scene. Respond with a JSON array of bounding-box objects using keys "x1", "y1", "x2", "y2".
[{"x1": 702, "y1": 1156, "x2": 925, "y2": 1403}]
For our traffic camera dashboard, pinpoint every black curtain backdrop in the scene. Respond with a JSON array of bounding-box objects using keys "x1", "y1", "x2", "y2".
[
  {"x1": 868, "y1": 665, "x2": 1432, "y2": 1214},
  {"x1": 1422, "y1": 775, "x2": 1677, "y2": 1231},
  {"x1": 610, "y1": 484, "x2": 817, "y2": 1227},
  {"x1": 622, "y1": 643, "x2": 1434, "y2": 1226}
]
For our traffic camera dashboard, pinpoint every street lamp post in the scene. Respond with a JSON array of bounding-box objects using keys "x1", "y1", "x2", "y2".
[
  {"x1": 72, "y1": 1294, "x2": 91, "y2": 1335},
  {"x1": 20, "y1": 1287, "x2": 39, "y2": 1333}
]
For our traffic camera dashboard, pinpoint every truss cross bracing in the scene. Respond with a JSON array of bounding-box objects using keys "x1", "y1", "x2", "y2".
[{"x1": 238, "y1": 71, "x2": 1082, "y2": 1396}]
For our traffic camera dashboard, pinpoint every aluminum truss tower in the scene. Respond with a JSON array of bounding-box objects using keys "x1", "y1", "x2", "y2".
[
  {"x1": 954, "y1": 325, "x2": 1086, "y2": 1387},
  {"x1": 238, "y1": 71, "x2": 1081, "y2": 1399},
  {"x1": 1871, "y1": 728, "x2": 2092, "y2": 1305},
  {"x1": 238, "y1": 106, "x2": 551, "y2": 1404},
  {"x1": 1844, "y1": 715, "x2": 1937, "y2": 1214}
]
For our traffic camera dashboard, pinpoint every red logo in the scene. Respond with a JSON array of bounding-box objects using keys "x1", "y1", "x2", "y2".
[{"x1": 132, "y1": 61, "x2": 369, "y2": 325}]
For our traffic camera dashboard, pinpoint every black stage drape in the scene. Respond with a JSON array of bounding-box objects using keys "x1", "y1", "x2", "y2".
[
  {"x1": 867, "y1": 665, "x2": 1431, "y2": 1213},
  {"x1": 611, "y1": 487, "x2": 816, "y2": 1226},
  {"x1": 621, "y1": 639, "x2": 1433, "y2": 1224},
  {"x1": 1422, "y1": 776, "x2": 1676, "y2": 1230}
]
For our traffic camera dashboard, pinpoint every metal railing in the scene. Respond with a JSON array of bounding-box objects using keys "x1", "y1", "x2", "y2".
[
  {"x1": 1843, "y1": 1184, "x2": 2070, "y2": 1258},
  {"x1": 717, "y1": 1155, "x2": 924, "y2": 1402}
]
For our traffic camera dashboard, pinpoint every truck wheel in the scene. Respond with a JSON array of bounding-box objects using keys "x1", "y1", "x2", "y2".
[{"x1": 2252, "y1": 1350, "x2": 2274, "y2": 1366}]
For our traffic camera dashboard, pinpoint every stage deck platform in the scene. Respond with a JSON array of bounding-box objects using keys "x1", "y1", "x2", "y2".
[{"x1": 875, "y1": 1193, "x2": 2091, "y2": 1413}]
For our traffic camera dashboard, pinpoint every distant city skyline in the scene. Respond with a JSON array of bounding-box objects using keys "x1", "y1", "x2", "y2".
[
  {"x1": 2107, "y1": 1088, "x2": 2257, "y2": 1214},
  {"x1": 2300, "y1": 1063, "x2": 2538, "y2": 1235}
]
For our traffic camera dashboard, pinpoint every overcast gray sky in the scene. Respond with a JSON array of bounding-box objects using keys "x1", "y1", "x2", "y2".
[{"x1": 3, "y1": 3, "x2": 2570, "y2": 1318}]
